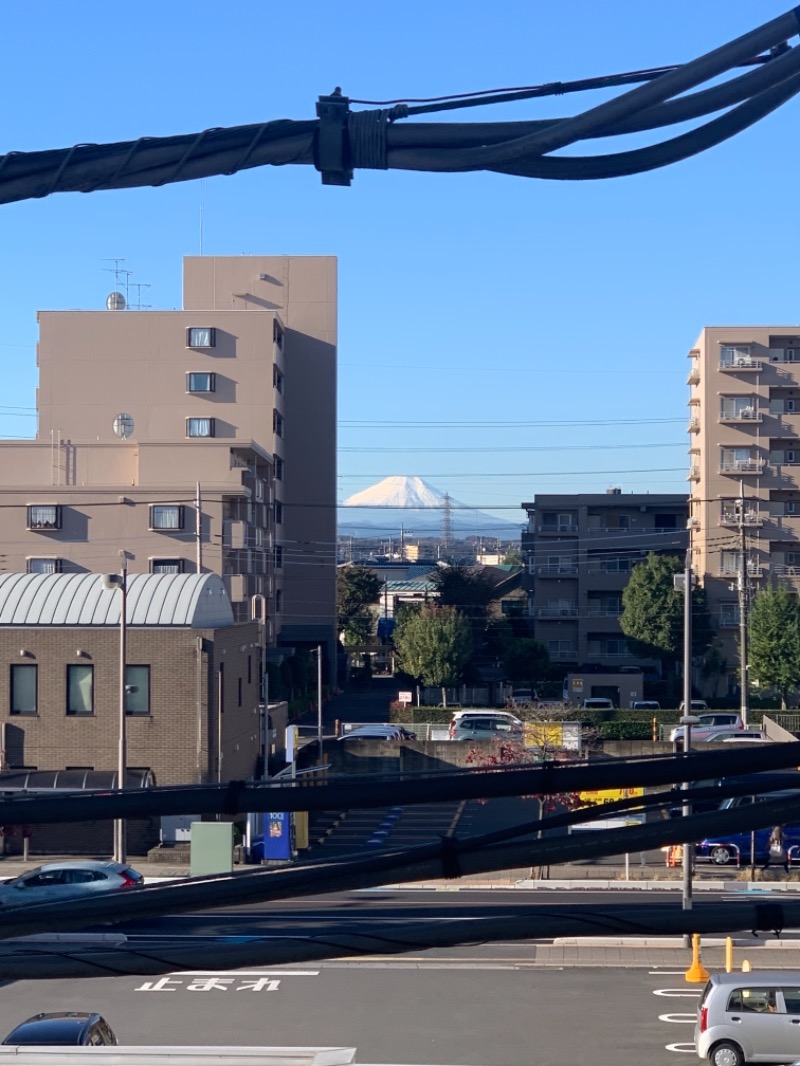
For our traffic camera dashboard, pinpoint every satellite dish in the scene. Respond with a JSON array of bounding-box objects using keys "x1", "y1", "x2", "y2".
[
  {"x1": 106, "y1": 291, "x2": 126, "y2": 311},
  {"x1": 112, "y1": 413, "x2": 134, "y2": 439}
]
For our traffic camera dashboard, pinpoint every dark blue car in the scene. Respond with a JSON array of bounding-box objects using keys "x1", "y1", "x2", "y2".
[{"x1": 696, "y1": 824, "x2": 800, "y2": 866}]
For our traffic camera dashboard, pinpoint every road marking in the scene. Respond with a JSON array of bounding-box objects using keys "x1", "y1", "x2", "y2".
[
  {"x1": 166, "y1": 970, "x2": 319, "y2": 976},
  {"x1": 659, "y1": 1013, "x2": 696, "y2": 1024},
  {"x1": 649, "y1": 970, "x2": 688, "y2": 975},
  {"x1": 653, "y1": 988, "x2": 702, "y2": 998},
  {"x1": 666, "y1": 1043, "x2": 696, "y2": 1054}
]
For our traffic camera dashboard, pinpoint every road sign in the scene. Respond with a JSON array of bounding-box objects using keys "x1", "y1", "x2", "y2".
[{"x1": 398, "y1": 691, "x2": 413, "y2": 704}]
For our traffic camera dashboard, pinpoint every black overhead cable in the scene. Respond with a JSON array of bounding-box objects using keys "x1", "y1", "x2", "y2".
[{"x1": 0, "y1": 9, "x2": 799, "y2": 200}]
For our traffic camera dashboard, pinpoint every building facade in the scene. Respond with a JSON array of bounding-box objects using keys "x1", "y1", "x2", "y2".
[
  {"x1": 521, "y1": 491, "x2": 688, "y2": 669},
  {"x1": 687, "y1": 326, "x2": 800, "y2": 693},
  {"x1": 0, "y1": 256, "x2": 337, "y2": 660}
]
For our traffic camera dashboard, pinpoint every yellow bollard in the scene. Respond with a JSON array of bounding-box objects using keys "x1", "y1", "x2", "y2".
[
  {"x1": 742, "y1": 959, "x2": 752, "y2": 972},
  {"x1": 725, "y1": 937, "x2": 734, "y2": 973},
  {"x1": 685, "y1": 933, "x2": 711, "y2": 983}
]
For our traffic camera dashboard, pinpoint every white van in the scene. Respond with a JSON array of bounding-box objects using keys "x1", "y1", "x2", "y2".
[{"x1": 695, "y1": 971, "x2": 800, "y2": 1065}]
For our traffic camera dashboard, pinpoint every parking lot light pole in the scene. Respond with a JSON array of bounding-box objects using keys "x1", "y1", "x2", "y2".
[
  {"x1": 680, "y1": 713, "x2": 701, "y2": 948},
  {"x1": 103, "y1": 562, "x2": 128, "y2": 865}
]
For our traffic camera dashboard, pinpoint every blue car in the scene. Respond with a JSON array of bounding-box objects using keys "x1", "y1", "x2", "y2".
[{"x1": 696, "y1": 824, "x2": 800, "y2": 866}]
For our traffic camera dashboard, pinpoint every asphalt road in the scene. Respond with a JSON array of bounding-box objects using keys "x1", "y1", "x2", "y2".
[{"x1": 0, "y1": 954, "x2": 709, "y2": 1066}]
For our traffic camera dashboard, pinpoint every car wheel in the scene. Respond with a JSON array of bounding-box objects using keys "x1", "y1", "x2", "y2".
[
  {"x1": 709, "y1": 1040, "x2": 744, "y2": 1066},
  {"x1": 710, "y1": 846, "x2": 733, "y2": 866}
]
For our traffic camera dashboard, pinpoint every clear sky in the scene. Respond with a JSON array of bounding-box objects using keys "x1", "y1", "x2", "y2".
[{"x1": 1, "y1": 1, "x2": 798, "y2": 521}]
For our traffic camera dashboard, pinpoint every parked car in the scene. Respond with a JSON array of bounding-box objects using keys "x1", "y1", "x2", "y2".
[
  {"x1": 0, "y1": 861, "x2": 143, "y2": 908},
  {"x1": 338, "y1": 725, "x2": 403, "y2": 742},
  {"x1": 679, "y1": 700, "x2": 710, "y2": 712},
  {"x1": 696, "y1": 803, "x2": 800, "y2": 865},
  {"x1": 581, "y1": 698, "x2": 615, "y2": 710},
  {"x1": 448, "y1": 710, "x2": 523, "y2": 739},
  {"x1": 2, "y1": 1013, "x2": 117, "y2": 1046},
  {"x1": 632, "y1": 700, "x2": 661, "y2": 711},
  {"x1": 695, "y1": 970, "x2": 800, "y2": 1066},
  {"x1": 451, "y1": 716, "x2": 523, "y2": 742},
  {"x1": 669, "y1": 714, "x2": 744, "y2": 744}
]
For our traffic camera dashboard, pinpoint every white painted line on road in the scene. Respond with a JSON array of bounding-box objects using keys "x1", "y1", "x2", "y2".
[
  {"x1": 658, "y1": 1013, "x2": 696, "y2": 1024},
  {"x1": 649, "y1": 971, "x2": 687, "y2": 976},
  {"x1": 653, "y1": 988, "x2": 702, "y2": 998},
  {"x1": 666, "y1": 1043, "x2": 696, "y2": 1054},
  {"x1": 166, "y1": 970, "x2": 319, "y2": 977}
]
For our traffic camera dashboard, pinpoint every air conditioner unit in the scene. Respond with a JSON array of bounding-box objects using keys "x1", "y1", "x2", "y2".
[{"x1": 688, "y1": 517, "x2": 700, "y2": 529}]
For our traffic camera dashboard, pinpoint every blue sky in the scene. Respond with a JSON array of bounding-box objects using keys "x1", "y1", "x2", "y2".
[{"x1": 2, "y1": 1, "x2": 799, "y2": 520}]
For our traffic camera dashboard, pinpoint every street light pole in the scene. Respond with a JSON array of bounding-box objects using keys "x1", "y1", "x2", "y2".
[
  {"x1": 316, "y1": 644, "x2": 323, "y2": 753},
  {"x1": 103, "y1": 561, "x2": 127, "y2": 864}
]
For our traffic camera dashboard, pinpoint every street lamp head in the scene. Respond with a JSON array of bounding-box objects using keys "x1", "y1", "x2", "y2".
[{"x1": 679, "y1": 714, "x2": 702, "y2": 726}]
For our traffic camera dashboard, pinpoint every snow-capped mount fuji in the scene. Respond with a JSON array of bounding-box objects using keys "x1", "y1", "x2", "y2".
[{"x1": 338, "y1": 476, "x2": 521, "y2": 537}]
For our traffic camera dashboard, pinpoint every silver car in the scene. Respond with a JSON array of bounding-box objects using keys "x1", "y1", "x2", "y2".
[
  {"x1": 451, "y1": 717, "x2": 523, "y2": 741},
  {"x1": 0, "y1": 860, "x2": 143, "y2": 907},
  {"x1": 696, "y1": 971, "x2": 800, "y2": 1065}
]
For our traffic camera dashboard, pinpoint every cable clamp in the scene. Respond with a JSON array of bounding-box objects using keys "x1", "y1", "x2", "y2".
[{"x1": 315, "y1": 90, "x2": 353, "y2": 186}]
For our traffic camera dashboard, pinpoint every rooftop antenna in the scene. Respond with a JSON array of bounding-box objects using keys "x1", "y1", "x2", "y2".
[
  {"x1": 131, "y1": 282, "x2": 151, "y2": 311},
  {"x1": 103, "y1": 259, "x2": 130, "y2": 310}
]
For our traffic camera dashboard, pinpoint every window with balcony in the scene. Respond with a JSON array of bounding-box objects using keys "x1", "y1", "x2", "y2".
[
  {"x1": 150, "y1": 505, "x2": 185, "y2": 531},
  {"x1": 186, "y1": 327, "x2": 216, "y2": 348},
  {"x1": 150, "y1": 558, "x2": 184, "y2": 574},
  {"x1": 720, "y1": 447, "x2": 760, "y2": 473},
  {"x1": 720, "y1": 396, "x2": 759, "y2": 420},
  {"x1": 600, "y1": 557, "x2": 632, "y2": 573},
  {"x1": 10, "y1": 664, "x2": 37, "y2": 715},
  {"x1": 541, "y1": 512, "x2": 576, "y2": 532},
  {"x1": 720, "y1": 344, "x2": 754, "y2": 368},
  {"x1": 26, "y1": 558, "x2": 62, "y2": 574},
  {"x1": 27, "y1": 505, "x2": 61, "y2": 531},
  {"x1": 125, "y1": 665, "x2": 150, "y2": 716},
  {"x1": 720, "y1": 551, "x2": 741, "y2": 576},
  {"x1": 186, "y1": 372, "x2": 216, "y2": 393},
  {"x1": 66, "y1": 664, "x2": 93, "y2": 716},
  {"x1": 547, "y1": 640, "x2": 575, "y2": 659},
  {"x1": 186, "y1": 417, "x2": 215, "y2": 438}
]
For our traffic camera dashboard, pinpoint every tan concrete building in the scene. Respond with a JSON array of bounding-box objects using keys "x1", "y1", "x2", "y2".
[
  {"x1": 0, "y1": 256, "x2": 337, "y2": 658},
  {"x1": 521, "y1": 491, "x2": 688, "y2": 669},
  {"x1": 688, "y1": 326, "x2": 800, "y2": 694}
]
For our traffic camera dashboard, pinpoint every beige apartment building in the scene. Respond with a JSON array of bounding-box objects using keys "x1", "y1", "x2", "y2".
[
  {"x1": 0, "y1": 256, "x2": 337, "y2": 659},
  {"x1": 688, "y1": 326, "x2": 800, "y2": 694},
  {"x1": 521, "y1": 491, "x2": 688, "y2": 670}
]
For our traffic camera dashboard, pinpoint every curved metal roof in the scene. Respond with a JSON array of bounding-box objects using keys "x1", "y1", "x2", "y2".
[{"x1": 0, "y1": 574, "x2": 234, "y2": 628}]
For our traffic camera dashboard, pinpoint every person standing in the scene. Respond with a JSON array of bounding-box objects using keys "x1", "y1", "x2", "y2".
[{"x1": 764, "y1": 825, "x2": 789, "y2": 873}]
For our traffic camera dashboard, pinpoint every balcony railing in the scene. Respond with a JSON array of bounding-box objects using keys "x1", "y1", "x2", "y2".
[
  {"x1": 720, "y1": 510, "x2": 763, "y2": 527},
  {"x1": 688, "y1": 417, "x2": 700, "y2": 432},
  {"x1": 549, "y1": 649, "x2": 578, "y2": 660},
  {"x1": 771, "y1": 565, "x2": 800, "y2": 576},
  {"x1": 719, "y1": 614, "x2": 741, "y2": 628},
  {"x1": 688, "y1": 465, "x2": 700, "y2": 480},
  {"x1": 687, "y1": 368, "x2": 700, "y2": 386},
  {"x1": 719, "y1": 563, "x2": 764, "y2": 578},
  {"x1": 587, "y1": 609, "x2": 621, "y2": 617},
  {"x1": 719, "y1": 459, "x2": 764, "y2": 474},
  {"x1": 719, "y1": 409, "x2": 762, "y2": 423},
  {"x1": 537, "y1": 564, "x2": 578, "y2": 575},
  {"x1": 586, "y1": 525, "x2": 634, "y2": 534},
  {"x1": 539, "y1": 523, "x2": 578, "y2": 534},
  {"x1": 720, "y1": 358, "x2": 760, "y2": 371},
  {"x1": 536, "y1": 606, "x2": 578, "y2": 617}
]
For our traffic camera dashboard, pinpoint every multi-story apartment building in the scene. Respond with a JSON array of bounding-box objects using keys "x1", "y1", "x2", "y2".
[
  {"x1": 521, "y1": 491, "x2": 688, "y2": 669},
  {"x1": 0, "y1": 256, "x2": 337, "y2": 658},
  {"x1": 687, "y1": 326, "x2": 800, "y2": 693}
]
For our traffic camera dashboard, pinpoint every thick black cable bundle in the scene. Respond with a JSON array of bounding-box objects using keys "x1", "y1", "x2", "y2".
[{"x1": 0, "y1": 7, "x2": 799, "y2": 202}]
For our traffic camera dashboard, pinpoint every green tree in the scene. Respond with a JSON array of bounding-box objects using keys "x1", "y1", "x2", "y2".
[
  {"x1": 393, "y1": 605, "x2": 472, "y2": 706},
  {"x1": 429, "y1": 563, "x2": 496, "y2": 647},
  {"x1": 501, "y1": 546, "x2": 523, "y2": 566},
  {"x1": 619, "y1": 554, "x2": 713, "y2": 686},
  {"x1": 501, "y1": 638, "x2": 550, "y2": 689},
  {"x1": 337, "y1": 565, "x2": 382, "y2": 646},
  {"x1": 748, "y1": 584, "x2": 800, "y2": 708}
]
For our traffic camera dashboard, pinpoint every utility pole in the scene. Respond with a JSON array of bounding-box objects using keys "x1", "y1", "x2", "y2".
[{"x1": 737, "y1": 486, "x2": 750, "y2": 730}]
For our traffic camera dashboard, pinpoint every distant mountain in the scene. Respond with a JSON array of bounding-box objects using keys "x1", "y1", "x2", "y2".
[{"x1": 339, "y1": 476, "x2": 522, "y2": 538}]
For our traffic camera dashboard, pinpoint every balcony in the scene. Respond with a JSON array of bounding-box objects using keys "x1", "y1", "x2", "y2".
[
  {"x1": 536, "y1": 606, "x2": 578, "y2": 617},
  {"x1": 537, "y1": 564, "x2": 578, "y2": 575},
  {"x1": 771, "y1": 565, "x2": 800, "y2": 576},
  {"x1": 687, "y1": 368, "x2": 700, "y2": 386},
  {"x1": 587, "y1": 609, "x2": 621, "y2": 617},
  {"x1": 720, "y1": 509, "x2": 763, "y2": 527},
  {"x1": 719, "y1": 459, "x2": 764, "y2": 475},
  {"x1": 719, "y1": 563, "x2": 764, "y2": 578},
  {"x1": 720, "y1": 358, "x2": 761, "y2": 372},
  {"x1": 688, "y1": 465, "x2": 700, "y2": 480},
  {"x1": 539, "y1": 523, "x2": 578, "y2": 534},
  {"x1": 719, "y1": 409, "x2": 762, "y2": 424},
  {"x1": 688, "y1": 417, "x2": 700, "y2": 433}
]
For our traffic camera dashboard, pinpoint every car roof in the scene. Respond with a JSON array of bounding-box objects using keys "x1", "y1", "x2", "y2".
[
  {"x1": 26, "y1": 861, "x2": 128, "y2": 874},
  {"x1": 2, "y1": 1013, "x2": 102, "y2": 1045},
  {"x1": 708, "y1": 971, "x2": 800, "y2": 985}
]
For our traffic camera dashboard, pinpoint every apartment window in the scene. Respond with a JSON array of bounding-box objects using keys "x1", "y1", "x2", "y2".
[
  {"x1": 720, "y1": 344, "x2": 752, "y2": 366},
  {"x1": 274, "y1": 501, "x2": 283, "y2": 525},
  {"x1": 274, "y1": 456, "x2": 284, "y2": 481},
  {"x1": 66, "y1": 664, "x2": 94, "y2": 716},
  {"x1": 186, "y1": 417, "x2": 215, "y2": 438},
  {"x1": 601, "y1": 557, "x2": 631, "y2": 573},
  {"x1": 541, "y1": 512, "x2": 575, "y2": 531},
  {"x1": 273, "y1": 320, "x2": 284, "y2": 351},
  {"x1": 27, "y1": 505, "x2": 61, "y2": 531},
  {"x1": 26, "y1": 558, "x2": 62, "y2": 574},
  {"x1": 789, "y1": 400, "x2": 798, "y2": 413},
  {"x1": 788, "y1": 501, "x2": 797, "y2": 515},
  {"x1": 720, "y1": 603, "x2": 741, "y2": 627},
  {"x1": 186, "y1": 327, "x2": 216, "y2": 348},
  {"x1": 275, "y1": 545, "x2": 283, "y2": 569},
  {"x1": 150, "y1": 505, "x2": 185, "y2": 531},
  {"x1": 721, "y1": 550, "x2": 741, "y2": 574},
  {"x1": 238, "y1": 677, "x2": 243, "y2": 707},
  {"x1": 275, "y1": 589, "x2": 283, "y2": 613},
  {"x1": 255, "y1": 478, "x2": 265, "y2": 502},
  {"x1": 273, "y1": 366, "x2": 284, "y2": 394},
  {"x1": 788, "y1": 451, "x2": 797, "y2": 464},
  {"x1": 10, "y1": 665, "x2": 37, "y2": 715},
  {"x1": 547, "y1": 640, "x2": 574, "y2": 656},
  {"x1": 125, "y1": 665, "x2": 150, "y2": 716},
  {"x1": 150, "y1": 558, "x2": 184, "y2": 574},
  {"x1": 186, "y1": 372, "x2": 216, "y2": 393},
  {"x1": 601, "y1": 639, "x2": 627, "y2": 655},
  {"x1": 720, "y1": 396, "x2": 757, "y2": 419},
  {"x1": 273, "y1": 411, "x2": 284, "y2": 437}
]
